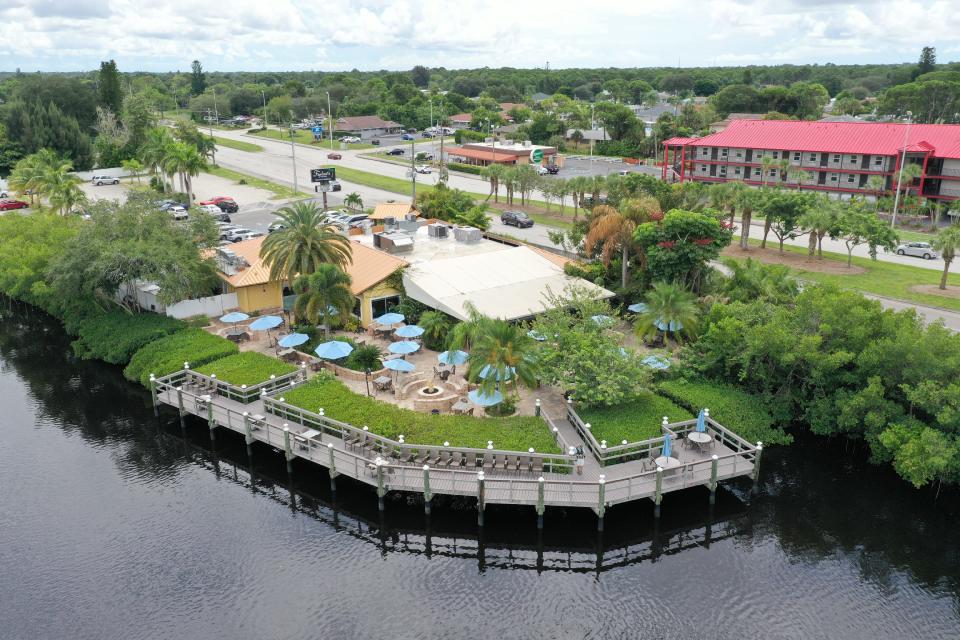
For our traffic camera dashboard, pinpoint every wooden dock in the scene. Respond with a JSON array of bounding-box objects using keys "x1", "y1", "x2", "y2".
[{"x1": 153, "y1": 369, "x2": 761, "y2": 527}]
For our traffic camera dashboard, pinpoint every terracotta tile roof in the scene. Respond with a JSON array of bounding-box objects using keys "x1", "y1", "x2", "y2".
[
  {"x1": 214, "y1": 236, "x2": 407, "y2": 295},
  {"x1": 528, "y1": 245, "x2": 573, "y2": 268},
  {"x1": 370, "y1": 202, "x2": 420, "y2": 220}
]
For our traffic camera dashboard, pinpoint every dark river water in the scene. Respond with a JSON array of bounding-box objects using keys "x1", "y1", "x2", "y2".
[{"x1": 1, "y1": 303, "x2": 959, "y2": 640}]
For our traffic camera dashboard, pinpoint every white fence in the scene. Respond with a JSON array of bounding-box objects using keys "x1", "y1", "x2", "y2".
[{"x1": 165, "y1": 293, "x2": 238, "y2": 319}]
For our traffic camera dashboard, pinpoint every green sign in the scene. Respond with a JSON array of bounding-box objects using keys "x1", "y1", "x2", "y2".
[{"x1": 530, "y1": 148, "x2": 544, "y2": 163}]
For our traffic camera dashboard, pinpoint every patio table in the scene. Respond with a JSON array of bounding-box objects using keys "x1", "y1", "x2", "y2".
[
  {"x1": 451, "y1": 399, "x2": 471, "y2": 415},
  {"x1": 373, "y1": 376, "x2": 392, "y2": 391},
  {"x1": 654, "y1": 456, "x2": 682, "y2": 470},
  {"x1": 687, "y1": 431, "x2": 713, "y2": 451}
]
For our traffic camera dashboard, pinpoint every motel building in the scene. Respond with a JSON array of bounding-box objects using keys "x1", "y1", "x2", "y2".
[{"x1": 662, "y1": 119, "x2": 960, "y2": 203}]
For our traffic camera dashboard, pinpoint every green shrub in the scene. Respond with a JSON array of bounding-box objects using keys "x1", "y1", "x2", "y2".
[
  {"x1": 343, "y1": 343, "x2": 383, "y2": 372},
  {"x1": 282, "y1": 373, "x2": 559, "y2": 452},
  {"x1": 656, "y1": 378, "x2": 791, "y2": 445},
  {"x1": 447, "y1": 162, "x2": 483, "y2": 175},
  {"x1": 184, "y1": 315, "x2": 211, "y2": 328},
  {"x1": 195, "y1": 351, "x2": 297, "y2": 386},
  {"x1": 454, "y1": 129, "x2": 486, "y2": 144},
  {"x1": 72, "y1": 311, "x2": 186, "y2": 365},
  {"x1": 124, "y1": 328, "x2": 238, "y2": 387},
  {"x1": 579, "y1": 391, "x2": 692, "y2": 444}
]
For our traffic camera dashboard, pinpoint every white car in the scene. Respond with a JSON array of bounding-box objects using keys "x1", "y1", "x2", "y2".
[
  {"x1": 339, "y1": 136, "x2": 361, "y2": 143},
  {"x1": 895, "y1": 242, "x2": 939, "y2": 260},
  {"x1": 536, "y1": 165, "x2": 549, "y2": 176},
  {"x1": 197, "y1": 204, "x2": 224, "y2": 216},
  {"x1": 91, "y1": 175, "x2": 120, "y2": 185},
  {"x1": 228, "y1": 229, "x2": 264, "y2": 242},
  {"x1": 415, "y1": 165, "x2": 432, "y2": 174},
  {"x1": 168, "y1": 205, "x2": 189, "y2": 221}
]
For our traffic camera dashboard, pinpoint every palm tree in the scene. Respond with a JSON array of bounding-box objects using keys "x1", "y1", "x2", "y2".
[
  {"x1": 567, "y1": 175, "x2": 589, "y2": 220},
  {"x1": 786, "y1": 167, "x2": 807, "y2": 192},
  {"x1": 635, "y1": 281, "x2": 699, "y2": 343},
  {"x1": 777, "y1": 158, "x2": 790, "y2": 185},
  {"x1": 893, "y1": 163, "x2": 923, "y2": 223},
  {"x1": 292, "y1": 264, "x2": 354, "y2": 338},
  {"x1": 932, "y1": 226, "x2": 960, "y2": 290},
  {"x1": 121, "y1": 159, "x2": 144, "y2": 183},
  {"x1": 585, "y1": 197, "x2": 661, "y2": 288},
  {"x1": 140, "y1": 127, "x2": 176, "y2": 191},
  {"x1": 344, "y1": 192, "x2": 364, "y2": 211},
  {"x1": 720, "y1": 257, "x2": 798, "y2": 303},
  {"x1": 454, "y1": 204, "x2": 490, "y2": 230},
  {"x1": 44, "y1": 169, "x2": 87, "y2": 216},
  {"x1": 735, "y1": 186, "x2": 757, "y2": 250},
  {"x1": 866, "y1": 175, "x2": 886, "y2": 211},
  {"x1": 799, "y1": 198, "x2": 837, "y2": 258},
  {"x1": 760, "y1": 156, "x2": 775, "y2": 188},
  {"x1": 481, "y1": 163, "x2": 506, "y2": 203},
  {"x1": 260, "y1": 201, "x2": 353, "y2": 282},
  {"x1": 418, "y1": 310, "x2": 452, "y2": 351},
  {"x1": 554, "y1": 178, "x2": 570, "y2": 215},
  {"x1": 467, "y1": 320, "x2": 539, "y2": 399},
  {"x1": 501, "y1": 166, "x2": 518, "y2": 205},
  {"x1": 447, "y1": 302, "x2": 490, "y2": 352},
  {"x1": 162, "y1": 142, "x2": 205, "y2": 203}
]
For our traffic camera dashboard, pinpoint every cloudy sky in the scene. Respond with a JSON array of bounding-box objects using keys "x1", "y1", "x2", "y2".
[{"x1": 2, "y1": 0, "x2": 958, "y2": 72}]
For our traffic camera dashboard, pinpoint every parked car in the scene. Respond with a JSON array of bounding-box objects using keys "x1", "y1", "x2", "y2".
[
  {"x1": 158, "y1": 199, "x2": 189, "y2": 211},
  {"x1": 401, "y1": 133, "x2": 415, "y2": 141},
  {"x1": 536, "y1": 165, "x2": 550, "y2": 176},
  {"x1": 168, "y1": 205, "x2": 189, "y2": 221},
  {"x1": 416, "y1": 152, "x2": 433, "y2": 161},
  {"x1": 330, "y1": 180, "x2": 342, "y2": 192},
  {"x1": 546, "y1": 164, "x2": 560, "y2": 175},
  {"x1": 327, "y1": 152, "x2": 342, "y2": 160},
  {"x1": 501, "y1": 210, "x2": 533, "y2": 228},
  {"x1": 386, "y1": 148, "x2": 405, "y2": 156},
  {"x1": 421, "y1": 131, "x2": 434, "y2": 138},
  {"x1": 0, "y1": 191, "x2": 7, "y2": 198},
  {"x1": 336, "y1": 214, "x2": 369, "y2": 227},
  {"x1": 197, "y1": 204, "x2": 231, "y2": 222},
  {"x1": 415, "y1": 165, "x2": 432, "y2": 174},
  {"x1": 218, "y1": 224, "x2": 240, "y2": 240},
  {"x1": 371, "y1": 139, "x2": 381, "y2": 146},
  {"x1": 199, "y1": 196, "x2": 238, "y2": 213},
  {"x1": 268, "y1": 221, "x2": 287, "y2": 233},
  {"x1": 0, "y1": 199, "x2": 29, "y2": 210},
  {"x1": 895, "y1": 242, "x2": 939, "y2": 260},
  {"x1": 339, "y1": 136, "x2": 361, "y2": 143},
  {"x1": 91, "y1": 175, "x2": 120, "y2": 185},
  {"x1": 226, "y1": 228, "x2": 258, "y2": 242}
]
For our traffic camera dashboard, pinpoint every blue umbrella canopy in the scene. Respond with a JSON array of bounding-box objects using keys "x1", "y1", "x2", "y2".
[
  {"x1": 468, "y1": 388, "x2": 504, "y2": 407},
  {"x1": 394, "y1": 324, "x2": 425, "y2": 338},
  {"x1": 314, "y1": 340, "x2": 354, "y2": 360},
  {"x1": 383, "y1": 358, "x2": 416, "y2": 372},
  {"x1": 591, "y1": 314, "x2": 615, "y2": 326},
  {"x1": 641, "y1": 355, "x2": 671, "y2": 370},
  {"x1": 527, "y1": 330, "x2": 547, "y2": 341},
  {"x1": 388, "y1": 340, "x2": 420, "y2": 355},
  {"x1": 655, "y1": 318, "x2": 683, "y2": 332},
  {"x1": 627, "y1": 302, "x2": 649, "y2": 313},
  {"x1": 375, "y1": 312, "x2": 405, "y2": 325},
  {"x1": 478, "y1": 364, "x2": 515, "y2": 381},
  {"x1": 277, "y1": 333, "x2": 309, "y2": 348},
  {"x1": 220, "y1": 311, "x2": 250, "y2": 324},
  {"x1": 438, "y1": 350, "x2": 469, "y2": 365},
  {"x1": 696, "y1": 409, "x2": 706, "y2": 433},
  {"x1": 249, "y1": 315, "x2": 283, "y2": 331},
  {"x1": 662, "y1": 433, "x2": 673, "y2": 459}
]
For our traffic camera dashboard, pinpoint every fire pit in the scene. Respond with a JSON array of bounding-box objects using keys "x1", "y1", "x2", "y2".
[{"x1": 419, "y1": 386, "x2": 442, "y2": 397}]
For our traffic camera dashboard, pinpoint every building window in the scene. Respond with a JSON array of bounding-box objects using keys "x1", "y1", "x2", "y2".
[
  {"x1": 809, "y1": 154, "x2": 817, "y2": 162},
  {"x1": 371, "y1": 295, "x2": 401, "y2": 319},
  {"x1": 793, "y1": 152, "x2": 801, "y2": 161},
  {"x1": 829, "y1": 174, "x2": 838, "y2": 182},
  {"x1": 734, "y1": 167, "x2": 741, "y2": 175},
  {"x1": 874, "y1": 156, "x2": 883, "y2": 166},
  {"x1": 352, "y1": 297, "x2": 362, "y2": 317},
  {"x1": 699, "y1": 164, "x2": 706, "y2": 171},
  {"x1": 851, "y1": 155, "x2": 858, "y2": 163},
  {"x1": 755, "y1": 168, "x2": 762, "y2": 177},
  {"x1": 719, "y1": 165, "x2": 727, "y2": 176},
  {"x1": 771, "y1": 151, "x2": 779, "y2": 159},
  {"x1": 720, "y1": 148, "x2": 728, "y2": 158},
  {"x1": 847, "y1": 174, "x2": 856, "y2": 183},
  {"x1": 755, "y1": 150, "x2": 763, "y2": 159},
  {"x1": 833, "y1": 154, "x2": 841, "y2": 163},
  {"x1": 768, "y1": 169, "x2": 776, "y2": 177}
]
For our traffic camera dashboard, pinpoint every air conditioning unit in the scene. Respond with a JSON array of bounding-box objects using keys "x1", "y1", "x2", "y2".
[
  {"x1": 522, "y1": 140, "x2": 532, "y2": 147},
  {"x1": 427, "y1": 222, "x2": 448, "y2": 238},
  {"x1": 404, "y1": 213, "x2": 418, "y2": 222},
  {"x1": 453, "y1": 226, "x2": 482, "y2": 243},
  {"x1": 373, "y1": 232, "x2": 384, "y2": 248},
  {"x1": 383, "y1": 216, "x2": 396, "y2": 226},
  {"x1": 378, "y1": 232, "x2": 414, "y2": 253}
]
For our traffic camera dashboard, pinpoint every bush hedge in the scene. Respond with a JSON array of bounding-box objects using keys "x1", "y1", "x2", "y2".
[
  {"x1": 282, "y1": 373, "x2": 559, "y2": 452},
  {"x1": 72, "y1": 311, "x2": 186, "y2": 365},
  {"x1": 124, "y1": 328, "x2": 238, "y2": 387},
  {"x1": 447, "y1": 162, "x2": 483, "y2": 175},
  {"x1": 453, "y1": 129, "x2": 487, "y2": 144},
  {"x1": 195, "y1": 351, "x2": 297, "y2": 387},
  {"x1": 578, "y1": 391, "x2": 692, "y2": 444},
  {"x1": 656, "y1": 378, "x2": 791, "y2": 445}
]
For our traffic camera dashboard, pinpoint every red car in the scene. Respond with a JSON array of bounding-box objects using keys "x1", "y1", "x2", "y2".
[
  {"x1": 198, "y1": 196, "x2": 238, "y2": 213},
  {"x1": 327, "y1": 152, "x2": 342, "y2": 160},
  {"x1": 199, "y1": 196, "x2": 235, "y2": 206},
  {"x1": 0, "y1": 199, "x2": 28, "y2": 210}
]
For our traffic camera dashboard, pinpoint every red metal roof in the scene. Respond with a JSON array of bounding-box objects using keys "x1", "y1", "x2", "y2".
[
  {"x1": 675, "y1": 119, "x2": 960, "y2": 159},
  {"x1": 663, "y1": 137, "x2": 698, "y2": 146}
]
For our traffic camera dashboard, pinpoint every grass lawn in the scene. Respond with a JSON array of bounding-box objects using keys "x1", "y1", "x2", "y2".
[
  {"x1": 250, "y1": 129, "x2": 378, "y2": 150},
  {"x1": 578, "y1": 391, "x2": 693, "y2": 444},
  {"x1": 895, "y1": 228, "x2": 938, "y2": 243},
  {"x1": 205, "y1": 165, "x2": 305, "y2": 200},
  {"x1": 213, "y1": 136, "x2": 263, "y2": 152},
  {"x1": 196, "y1": 352, "x2": 298, "y2": 387},
  {"x1": 283, "y1": 373, "x2": 560, "y2": 452},
  {"x1": 735, "y1": 239, "x2": 960, "y2": 311}
]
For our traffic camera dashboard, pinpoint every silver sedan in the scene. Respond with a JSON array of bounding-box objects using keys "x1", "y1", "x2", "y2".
[{"x1": 895, "y1": 242, "x2": 939, "y2": 260}]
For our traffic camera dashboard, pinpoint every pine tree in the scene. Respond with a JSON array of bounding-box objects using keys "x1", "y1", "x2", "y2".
[
  {"x1": 98, "y1": 60, "x2": 122, "y2": 114},
  {"x1": 914, "y1": 46, "x2": 936, "y2": 79},
  {"x1": 191, "y1": 60, "x2": 206, "y2": 95}
]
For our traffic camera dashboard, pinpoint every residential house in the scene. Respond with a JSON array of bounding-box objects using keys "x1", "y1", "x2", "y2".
[{"x1": 334, "y1": 115, "x2": 403, "y2": 140}]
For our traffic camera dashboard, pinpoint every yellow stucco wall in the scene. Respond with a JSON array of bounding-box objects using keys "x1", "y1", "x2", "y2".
[
  {"x1": 226, "y1": 281, "x2": 283, "y2": 313},
  {"x1": 358, "y1": 282, "x2": 402, "y2": 327}
]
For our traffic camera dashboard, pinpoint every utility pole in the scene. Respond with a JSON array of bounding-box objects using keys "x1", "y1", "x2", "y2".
[
  {"x1": 589, "y1": 102, "x2": 595, "y2": 174},
  {"x1": 410, "y1": 136, "x2": 417, "y2": 201},
  {"x1": 261, "y1": 90, "x2": 268, "y2": 128},
  {"x1": 289, "y1": 124, "x2": 299, "y2": 195},
  {"x1": 438, "y1": 99, "x2": 447, "y2": 184},
  {"x1": 206, "y1": 108, "x2": 216, "y2": 167},
  {"x1": 891, "y1": 110, "x2": 912, "y2": 229},
  {"x1": 326, "y1": 91, "x2": 334, "y2": 150}
]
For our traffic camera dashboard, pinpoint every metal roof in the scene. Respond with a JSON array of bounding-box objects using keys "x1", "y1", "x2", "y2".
[{"x1": 675, "y1": 119, "x2": 960, "y2": 158}]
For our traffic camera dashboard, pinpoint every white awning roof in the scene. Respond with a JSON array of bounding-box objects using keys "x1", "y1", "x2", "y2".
[{"x1": 402, "y1": 246, "x2": 613, "y2": 321}]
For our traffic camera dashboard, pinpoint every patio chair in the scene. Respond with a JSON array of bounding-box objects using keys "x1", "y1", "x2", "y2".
[
  {"x1": 483, "y1": 454, "x2": 496, "y2": 470},
  {"x1": 449, "y1": 451, "x2": 463, "y2": 467},
  {"x1": 414, "y1": 449, "x2": 430, "y2": 465},
  {"x1": 438, "y1": 450, "x2": 451, "y2": 466},
  {"x1": 531, "y1": 457, "x2": 543, "y2": 474},
  {"x1": 425, "y1": 449, "x2": 441, "y2": 466},
  {"x1": 517, "y1": 455, "x2": 529, "y2": 473},
  {"x1": 503, "y1": 455, "x2": 517, "y2": 472},
  {"x1": 465, "y1": 452, "x2": 477, "y2": 468}
]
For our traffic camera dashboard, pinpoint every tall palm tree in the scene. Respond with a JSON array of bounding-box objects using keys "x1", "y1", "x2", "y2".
[
  {"x1": 866, "y1": 175, "x2": 886, "y2": 211},
  {"x1": 760, "y1": 156, "x2": 775, "y2": 188},
  {"x1": 344, "y1": 192, "x2": 363, "y2": 211},
  {"x1": 418, "y1": 310, "x2": 452, "y2": 351},
  {"x1": 292, "y1": 264, "x2": 354, "y2": 338},
  {"x1": 260, "y1": 201, "x2": 353, "y2": 282},
  {"x1": 140, "y1": 127, "x2": 176, "y2": 191},
  {"x1": 585, "y1": 197, "x2": 661, "y2": 288},
  {"x1": 777, "y1": 158, "x2": 790, "y2": 185},
  {"x1": 635, "y1": 281, "x2": 699, "y2": 343},
  {"x1": 501, "y1": 166, "x2": 518, "y2": 205},
  {"x1": 567, "y1": 175, "x2": 589, "y2": 220},
  {"x1": 447, "y1": 301, "x2": 490, "y2": 352},
  {"x1": 44, "y1": 169, "x2": 87, "y2": 216},
  {"x1": 481, "y1": 163, "x2": 506, "y2": 203},
  {"x1": 162, "y1": 142, "x2": 205, "y2": 202},
  {"x1": 893, "y1": 163, "x2": 923, "y2": 222},
  {"x1": 799, "y1": 198, "x2": 837, "y2": 258},
  {"x1": 554, "y1": 178, "x2": 570, "y2": 215},
  {"x1": 735, "y1": 186, "x2": 757, "y2": 250},
  {"x1": 467, "y1": 320, "x2": 539, "y2": 399},
  {"x1": 933, "y1": 226, "x2": 960, "y2": 290}
]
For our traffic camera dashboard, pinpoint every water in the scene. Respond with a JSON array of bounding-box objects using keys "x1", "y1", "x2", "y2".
[{"x1": 1, "y1": 304, "x2": 959, "y2": 640}]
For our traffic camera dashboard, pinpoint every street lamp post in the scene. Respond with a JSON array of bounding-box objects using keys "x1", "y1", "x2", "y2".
[
  {"x1": 326, "y1": 91, "x2": 334, "y2": 150},
  {"x1": 891, "y1": 110, "x2": 913, "y2": 230},
  {"x1": 289, "y1": 123, "x2": 299, "y2": 194},
  {"x1": 364, "y1": 368, "x2": 371, "y2": 397},
  {"x1": 261, "y1": 90, "x2": 268, "y2": 128}
]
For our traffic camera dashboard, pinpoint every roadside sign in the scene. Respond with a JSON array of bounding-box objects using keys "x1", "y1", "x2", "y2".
[
  {"x1": 311, "y1": 168, "x2": 336, "y2": 182},
  {"x1": 530, "y1": 148, "x2": 544, "y2": 163},
  {"x1": 315, "y1": 183, "x2": 334, "y2": 193}
]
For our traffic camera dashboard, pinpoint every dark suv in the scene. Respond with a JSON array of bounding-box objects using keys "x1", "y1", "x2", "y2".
[{"x1": 501, "y1": 210, "x2": 533, "y2": 228}]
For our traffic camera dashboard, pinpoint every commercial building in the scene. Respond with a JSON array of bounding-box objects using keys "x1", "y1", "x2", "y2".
[
  {"x1": 334, "y1": 115, "x2": 403, "y2": 140},
  {"x1": 448, "y1": 103, "x2": 526, "y2": 129},
  {"x1": 662, "y1": 119, "x2": 960, "y2": 202},
  {"x1": 446, "y1": 140, "x2": 560, "y2": 168}
]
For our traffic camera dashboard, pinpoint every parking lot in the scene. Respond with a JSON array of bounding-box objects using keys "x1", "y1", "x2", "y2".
[{"x1": 542, "y1": 157, "x2": 661, "y2": 180}]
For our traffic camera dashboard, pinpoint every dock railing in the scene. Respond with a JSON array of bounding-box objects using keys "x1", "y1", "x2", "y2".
[{"x1": 162, "y1": 366, "x2": 307, "y2": 404}]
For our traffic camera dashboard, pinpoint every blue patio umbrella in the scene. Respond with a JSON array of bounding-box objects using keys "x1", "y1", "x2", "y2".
[
  {"x1": 314, "y1": 340, "x2": 354, "y2": 360},
  {"x1": 388, "y1": 340, "x2": 420, "y2": 355},
  {"x1": 468, "y1": 388, "x2": 504, "y2": 407},
  {"x1": 662, "y1": 433, "x2": 673, "y2": 459},
  {"x1": 375, "y1": 312, "x2": 405, "y2": 326},
  {"x1": 478, "y1": 364, "x2": 515, "y2": 381},
  {"x1": 394, "y1": 324, "x2": 425, "y2": 338},
  {"x1": 619, "y1": 347, "x2": 629, "y2": 357},
  {"x1": 696, "y1": 409, "x2": 706, "y2": 433},
  {"x1": 438, "y1": 350, "x2": 469, "y2": 365},
  {"x1": 591, "y1": 314, "x2": 614, "y2": 326},
  {"x1": 277, "y1": 333, "x2": 309, "y2": 348},
  {"x1": 220, "y1": 311, "x2": 250, "y2": 324},
  {"x1": 655, "y1": 318, "x2": 683, "y2": 332},
  {"x1": 641, "y1": 355, "x2": 671, "y2": 370},
  {"x1": 383, "y1": 358, "x2": 416, "y2": 373},
  {"x1": 627, "y1": 302, "x2": 649, "y2": 313},
  {"x1": 249, "y1": 315, "x2": 283, "y2": 331},
  {"x1": 527, "y1": 330, "x2": 547, "y2": 341}
]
